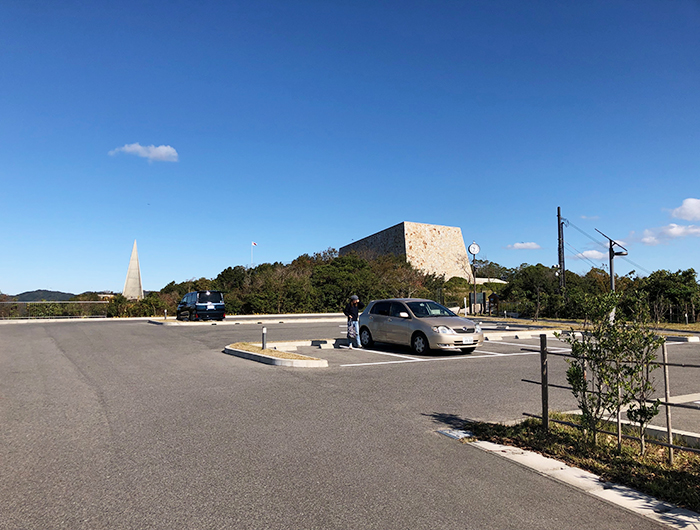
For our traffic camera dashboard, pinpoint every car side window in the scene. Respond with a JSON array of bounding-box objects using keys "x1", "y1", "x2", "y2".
[
  {"x1": 370, "y1": 301, "x2": 391, "y2": 316},
  {"x1": 390, "y1": 302, "x2": 408, "y2": 317},
  {"x1": 408, "y1": 302, "x2": 429, "y2": 317}
]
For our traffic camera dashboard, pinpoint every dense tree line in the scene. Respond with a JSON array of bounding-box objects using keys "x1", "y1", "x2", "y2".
[
  {"x1": 102, "y1": 253, "x2": 699, "y2": 323},
  {"x1": 157, "y1": 250, "x2": 443, "y2": 316},
  {"x1": 6, "y1": 250, "x2": 695, "y2": 323},
  {"x1": 471, "y1": 259, "x2": 699, "y2": 323}
]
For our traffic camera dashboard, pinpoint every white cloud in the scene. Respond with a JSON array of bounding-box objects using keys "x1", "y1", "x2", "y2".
[
  {"x1": 641, "y1": 231, "x2": 659, "y2": 246},
  {"x1": 507, "y1": 242, "x2": 541, "y2": 250},
  {"x1": 574, "y1": 250, "x2": 606, "y2": 260},
  {"x1": 109, "y1": 143, "x2": 179, "y2": 162},
  {"x1": 671, "y1": 198, "x2": 700, "y2": 221},
  {"x1": 580, "y1": 215, "x2": 599, "y2": 220},
  {"x1": 641, "y1": 223, "x2": 700, "y2": 246}
]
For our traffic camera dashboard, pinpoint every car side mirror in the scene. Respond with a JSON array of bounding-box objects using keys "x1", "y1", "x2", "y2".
[{"x1": 398, "y1": 312, "x2": 410, "y2": 319}]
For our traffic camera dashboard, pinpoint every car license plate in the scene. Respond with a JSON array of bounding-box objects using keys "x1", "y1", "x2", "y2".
[{"x1": 462, "y1": 337, "x2": 473, "y2": 344}]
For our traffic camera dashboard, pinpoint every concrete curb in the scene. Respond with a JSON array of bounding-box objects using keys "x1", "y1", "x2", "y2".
[
  {"x1": 223, "y1": 345, "x2": 328, "y2": 368},
  {"x1": 254, "y1": 339, "x2": 347, "y2": 351},
  {"x1": 484, "y1": 330, "x2": 562, "y2": 341},
  {"x1": 439, "y1": 430, "x2": 700, "y2": 529},
  {"x1": 669, "y1": 335, "x2": 700, "y2": 342},
  {"x1": 0, "y1": 316, "x2": 156, "y2": 325},
  {"x1": 560, "y1": 396, "x2": 700, "y2": 449},
  {"x1": 473, "y1": 440, "x2": 700, "y2": 529},
  {"x1": 149, "y1": 315, "x2": 346, "y2": 326},
  {"x1": 258, "y1": 331, "x2": 563, "y2": 352}
]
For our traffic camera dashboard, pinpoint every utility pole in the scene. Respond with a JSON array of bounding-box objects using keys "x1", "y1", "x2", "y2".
[{"x1": 557, "y1": 207, "x2": 566, "y2": 293}]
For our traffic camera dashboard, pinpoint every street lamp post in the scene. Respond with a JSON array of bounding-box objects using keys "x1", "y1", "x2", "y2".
[
  {"x1": 595, "y1": 229, "x2": 628, "y2": 292},
  {"x1": 468, "y1": 242, "x2": 480, "y2": 315}
]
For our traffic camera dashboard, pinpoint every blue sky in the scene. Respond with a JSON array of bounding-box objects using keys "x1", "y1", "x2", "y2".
[{"x1": 2, "y1": 0, "x2": 699, "y2": 294}]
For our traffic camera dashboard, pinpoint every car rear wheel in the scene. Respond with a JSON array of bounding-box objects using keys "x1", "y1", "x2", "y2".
[
  {"x1": 188, "y1": 311, "x2": 196, "y2": 322},
  {"x1": 411, "y1": 332, "x2": 429, "y2": 355},
  {"x1": 360, "y1": 327, "x2": 374, "y2": 348},
  {"x1": 460, "y1": 346, "x2": 476, "y2": 354}
]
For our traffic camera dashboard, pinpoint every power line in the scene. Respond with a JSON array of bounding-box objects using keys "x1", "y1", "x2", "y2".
[
  {"x1": 619, "y1": 256, "x2": 652, "y2": 276},
  {"x1": 563, "y1": 217, "x2": 652, "y2": 276},
  {"x1": 564, "y1": 219, "x2": 608, "y2": 250},
  {"x1": 564, "y1": 242, "x2": 601, "y2": 270}
]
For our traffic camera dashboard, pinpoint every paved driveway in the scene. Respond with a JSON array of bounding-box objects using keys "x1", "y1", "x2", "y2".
[{"x1": 0, "y1": 320, "x2": 679, "y2": 529}]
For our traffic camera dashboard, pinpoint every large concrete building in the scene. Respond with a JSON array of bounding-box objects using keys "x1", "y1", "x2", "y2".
[{"x1": 339, "y1": 221, "x2": 474, "y2": 281}]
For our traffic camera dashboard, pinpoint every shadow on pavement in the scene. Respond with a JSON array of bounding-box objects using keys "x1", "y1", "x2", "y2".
[{"x1": 422, "y1": 412, "x2": 471, "y2": 429}]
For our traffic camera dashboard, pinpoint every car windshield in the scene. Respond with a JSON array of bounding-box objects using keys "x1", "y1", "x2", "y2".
[
  {"x1": 406, "y1": 300, "x2": 457, "y2": 318},
  {"x1": 198, "y1": 291, "x2": 223, "y2": 303}
]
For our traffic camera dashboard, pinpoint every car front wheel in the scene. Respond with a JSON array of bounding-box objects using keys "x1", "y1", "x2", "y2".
[
  {"x1": 411, "y1": 332, "x2": 429, "y2": 355},
  {"x1": 360, "y1": 327, "x2": 374, "y2": 348}
]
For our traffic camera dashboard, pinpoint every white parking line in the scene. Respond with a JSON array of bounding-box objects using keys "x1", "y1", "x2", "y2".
[
  {"x1": 488, "y1": 340, "x2": 572, "y2": 354},
  {"x1": 353, "y1": 348, "x2": 421, "y2": 361},
  {"x1": 340, "y1": 350, "x2": 539, "y2": 367}
]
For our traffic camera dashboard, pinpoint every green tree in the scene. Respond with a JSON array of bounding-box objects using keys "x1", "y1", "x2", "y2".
[
  {"x1": 559, "y1": 292, "x2": 663, "y2": 453},
  {"x1": 502, "y1": 264, "x2": 559, "y2": 319}
]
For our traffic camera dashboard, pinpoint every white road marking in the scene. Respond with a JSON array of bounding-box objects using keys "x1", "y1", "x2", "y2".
[
  {"x1": 340, "y1": 350, "x2": 539, "y2": 367},
  {"x1": 356, "y1": 349, "x2": 420, "y2": 361},
  {"x1": 338, "y1": 335, "x2": 690, "y2": 368}
]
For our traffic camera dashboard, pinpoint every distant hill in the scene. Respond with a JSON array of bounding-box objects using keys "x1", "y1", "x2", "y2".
[{"x1": 12, "y1": 290, "x2": 76, "y2": 302}]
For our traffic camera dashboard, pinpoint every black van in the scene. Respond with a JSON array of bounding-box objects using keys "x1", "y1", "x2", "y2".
[{"x1": 176, "y1": 291, "x2": 226, "y2": 321}]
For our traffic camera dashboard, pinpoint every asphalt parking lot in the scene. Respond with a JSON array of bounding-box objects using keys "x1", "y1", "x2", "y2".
[{"x1": 1, "y1": 318, "x2": 697, "y2": 529}]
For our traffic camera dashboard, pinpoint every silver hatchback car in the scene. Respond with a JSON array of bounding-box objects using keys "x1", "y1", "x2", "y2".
[{"x1": 358, "y1": 298, "x2": 483, "y2": 354}]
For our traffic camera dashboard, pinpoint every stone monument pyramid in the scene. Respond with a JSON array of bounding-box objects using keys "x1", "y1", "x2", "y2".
[{"x1": 123, "y1": 240, "x2": 144, "y2": 300}]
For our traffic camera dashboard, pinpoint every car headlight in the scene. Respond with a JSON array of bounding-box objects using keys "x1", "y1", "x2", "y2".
[
  {"x1": 432, "y1": 325, "x2": 456, "y2": 334},
  {"x1": 475, "y1": 324, "x2": 482, "y2": 333}
]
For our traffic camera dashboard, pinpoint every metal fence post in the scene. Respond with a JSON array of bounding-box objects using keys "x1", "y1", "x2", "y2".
[
  {"x1": 662, "y1": 341, "x2": 674, "y2": 465},
  {"x1": 540, "y1": 334, "x2": 549, "y2": 432}
]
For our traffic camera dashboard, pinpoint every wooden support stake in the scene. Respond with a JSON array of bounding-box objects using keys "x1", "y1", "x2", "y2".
[{"x1": 662, "y1": 341, "x2": 674, "y2": 465}]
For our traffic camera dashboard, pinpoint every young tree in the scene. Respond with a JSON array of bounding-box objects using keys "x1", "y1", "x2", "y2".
[
  {"x1": 559, "y1": 293, "x2": 623, "y2": 445},
  {"x1": 559, "y1": 292, "x2": 663, "y2": 453}
]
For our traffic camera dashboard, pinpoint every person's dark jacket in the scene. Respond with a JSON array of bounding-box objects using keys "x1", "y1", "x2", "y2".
[{"x1": 343, "y1": 302, "x2": 365, "y2": 321}]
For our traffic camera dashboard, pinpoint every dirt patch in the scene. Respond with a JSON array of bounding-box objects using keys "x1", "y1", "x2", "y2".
[{"x1": 228, "y1": 342, "x2": 322, "y2": 361}]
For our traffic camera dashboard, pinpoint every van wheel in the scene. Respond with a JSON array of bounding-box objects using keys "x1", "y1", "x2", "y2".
[
  {"x1": 411, "y1": 332, "x2": 429, "y2": 355},
  {"x1": 360, "y1": 327, "x2": 373, "y2": 348},
  {"x1": 188, "y1": 312, "x2": 196, "y2": 322}
]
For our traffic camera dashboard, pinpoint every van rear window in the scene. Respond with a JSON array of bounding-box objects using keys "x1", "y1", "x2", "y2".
[{"x1": 198, "y1": 291, "x2": 223, "y2": 303}]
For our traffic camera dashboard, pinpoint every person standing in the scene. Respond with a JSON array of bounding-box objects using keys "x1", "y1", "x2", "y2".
[{"x1": 343, "y1": 295, "x2": 365, "y2": 348}]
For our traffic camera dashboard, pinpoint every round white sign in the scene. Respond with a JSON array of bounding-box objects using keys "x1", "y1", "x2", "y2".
[{"x1": 468, "y1": 242, "x2": 480, "y2": 255}]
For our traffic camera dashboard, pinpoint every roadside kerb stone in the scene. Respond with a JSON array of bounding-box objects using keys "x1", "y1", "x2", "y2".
[
  {"x1": 484, "y1": 330, "x2": 562, "y2": 341},
  {"x1": 668, "y1": 335, "x2": 700, "y2": 342},
  {"x1": 150, "y1": 314, "x2": 346, "y2": 326},
  {"x1": 562, "y1": 393, "x2": 700, "y2": 449},
  {"x1": 223, "y1": 345, "x2": 328, "y2": 368},
  {"x1": 464, "y1": 438, "x2": 700, "y2": 529}
]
